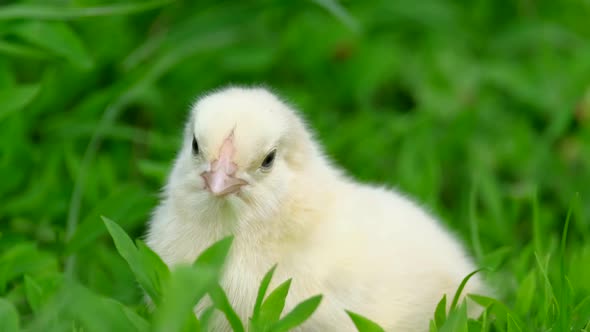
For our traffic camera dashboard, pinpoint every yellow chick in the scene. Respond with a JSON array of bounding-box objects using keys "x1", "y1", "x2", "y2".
[{"x1": 146, "y1": 86, "x2": 486, "y2": 331}]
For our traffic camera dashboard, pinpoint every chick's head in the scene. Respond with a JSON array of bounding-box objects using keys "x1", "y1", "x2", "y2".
[{"x1": 168, "y1": 86, "x2": 315, "y2": 226}]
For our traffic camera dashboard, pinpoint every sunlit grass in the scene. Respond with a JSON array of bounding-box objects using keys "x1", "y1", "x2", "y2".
[{"x1": 1, "y1": 0, "x2": 589, "y2": 331}]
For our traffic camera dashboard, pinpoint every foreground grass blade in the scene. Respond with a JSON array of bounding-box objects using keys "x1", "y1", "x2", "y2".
[
  {"x1": 103, "y1": 216, "x2": 161, "y2": 301},
  {"x1": 439, "y1": 302, "x2": 468, "y2": 332},
  {"x1": 198, "y1": 305, "x2": 216, "y2": 331},
  {"x1": 34, "y1": 280, "x2": 142, "y2": 332},
  {"x1": 259, "y1": 278, "x2": 292, "y2": 326},
  {"x1": 136, "y1": 240, "x2": 171, "y2": 300},
  {"x1": 192, "y1": 237, "x2": 240, "y2": 330},
  {"x1": 251, "y1": 264, "x2": 277, "y2": 327},
  {"x1": 152, "y1": 265, "x2": 216, "y2": 332},
  {"x1": 193, "y1": 236, "x2": 233, "y2": 272},
  {"x1": 450, "y1": 268, "x2": 486, "y2": 309},
  {"x1": 346, "y1": 310, "x2": 385, "y2": 332},
  {"x1": 268, "y1": 295, "x2": 322, "y2": 332},
  {"x1": 433, "y1": 294, "x2": 447, "y2": 328},
  {"x1": 209, "y1": 284, "x2": 244, "y2": 332}
]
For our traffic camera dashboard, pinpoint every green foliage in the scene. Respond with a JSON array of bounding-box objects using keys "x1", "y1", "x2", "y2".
[
  {"x1": 209, "y1": 284, "x2": 244, "y2": 332},
  {"x1": 346, "y1": 311, "x2": 385, "y2": 332},
  {"x1": 0, "y1": 1, "x2": 171, "y2": 20},
  {"x1": 0, "y1": 298, "x2": 20, "y2": 332},
  {"x1": 103, "y1": 216, "x2": 167, "y2": 303},
  {"x1": 450, "y1": 269, "x2": 486, "y2": 310},
  {"x1": 1, "y1": 0, "x2": 589, "y2": 331},
  {"x1": 258, "y1": 278, "x2": 292, "y2": 328},
  {"x1": 151, "y1": 265, "x2": 213, "y2": 332},
  {"x1": 108, "y1": 221, "x2": 321, "y2": 331},
  {"x1": 0, "y1": 84, "x2": 39, "y2": 120},
  {"x1": 251, "y1": 264, "x2": 277, "y2": 328},
  {"x1": 266, "y1": 295, "x2": 322, "y2": 332},
  {"x1": 192, "y1": 236, "x2": 233, "y2": 274},
  {"x1": 250, "y1": 265, "x2": 323, "y2": 332},
  {"x1": 433, "y1": 295, "x2": 448, "y2": 328},
  {"x1": 23, "y1": 275, "x2": 44, "y2": 313}
]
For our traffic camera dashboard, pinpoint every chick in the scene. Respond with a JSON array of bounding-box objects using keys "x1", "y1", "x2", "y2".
[{"x1": 146, "y1": 86, "x2": 486, "y2": 331}]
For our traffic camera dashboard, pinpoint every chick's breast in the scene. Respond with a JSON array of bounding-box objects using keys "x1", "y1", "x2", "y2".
[{"x1": 281, "y1": 182, "x2": 484, "y2": 331}]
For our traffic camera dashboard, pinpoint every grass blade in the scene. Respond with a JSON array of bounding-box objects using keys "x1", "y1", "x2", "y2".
[
  {"x1": 10, "y1": 21, "x2": 93, "y2": 69},
  {"x1": 193, "y1": 236, "x2": 233, "y2": 271},
  {"x1": 440, "y1": 302, "x2": 468, "y2": 332},
  {"x1": 450, "y1": 269, "x2": 485, "y2": 310},
  {"x1": 0, "y1": 40, "x2": 48, "y2": 59},
  {"x1": 346, "y1": 310, "x2": 385, "y2": 332},
  {"x1": 0, "y1": 298, "x2": 19, "y2": 332},
  {"x1": 468, "y1": 294, "x2": 526, "y2": 328},
  {"x1": 434, "y1": 294, "x2": 447, "y2": 328},
  {"x1": 152, "y1": 265, "x2": 216, "y2": 332},
  {"x1": 532, "y1": 189, "x2": 543, "y2": 256},
  {"x1": 102, "y1": 216, "x2": 159, "y2": 301},
  {"x1": 251, "y1": 264, "x2": 277, "y2": 326},
  {"x1": 209, "y1": 284, "x2": 244, "y2": 332},
  {"x1": 0, "y1": 0, "x2": 172, "y2": 20},
  {"x1": 507, "y1": 314, "x2": 523, "y2": 332},
  {"x1": 269, "y1": 295, "x2": 322, "y2": 332},
  {"x1": 533, "y1": 251, "x2": 558, "y2": 312},
  {"x1": 198, "y1": 305, "x2": 216, "y2": 331},
  {"x1": 556, "y1": 197, "x2": 575, "y2": 331},
  {"x1": 0, "y1": 84, "x2": 40, "y2": 121},
  {"x1": 259, "y1": 279, "x2": 292, "y2": 326},
  {"x1": 468, "y1": 183, "x2": 484, "y2": 261},
  {"x1": 136, "y1": 240, "x2": 170, "y2": 302},
  {"x1": 24, "y1": 275, "x2": 44, "y2": 313}
]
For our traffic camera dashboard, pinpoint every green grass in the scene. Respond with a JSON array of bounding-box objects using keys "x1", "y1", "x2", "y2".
[{"x1": 1, "y1": 0, "x2": 590, "y2": 331}]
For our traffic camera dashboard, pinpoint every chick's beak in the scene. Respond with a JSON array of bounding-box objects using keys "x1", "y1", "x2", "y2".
[
  {"x1": 201, "y1": 132, "x2": 247, "y2": 196},
  {"x1": 201, "y1": 168, "x2": 247, "y2": 196}
]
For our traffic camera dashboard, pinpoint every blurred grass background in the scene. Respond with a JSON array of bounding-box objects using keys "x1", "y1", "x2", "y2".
[{"x1": 1, "y1": 0, "x2": 589, "y2": 330}]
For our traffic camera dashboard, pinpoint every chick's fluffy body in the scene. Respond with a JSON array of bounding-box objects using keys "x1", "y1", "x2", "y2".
[{"x1": 147, "y1": 87, "x2": 485, "y2": 331}]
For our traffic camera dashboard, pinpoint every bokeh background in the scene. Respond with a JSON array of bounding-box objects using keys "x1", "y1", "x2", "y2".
[{"x1": 1, "y1": 0, "x2": 589, "y2": 330}]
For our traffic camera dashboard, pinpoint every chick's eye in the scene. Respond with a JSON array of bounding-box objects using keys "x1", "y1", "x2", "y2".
[
  {"x1": 261, "y1": 150, "x2": 276, "y2": 170},
  {"x1": 192, "y1": 137, "x2": 199, "y2": 155}
]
